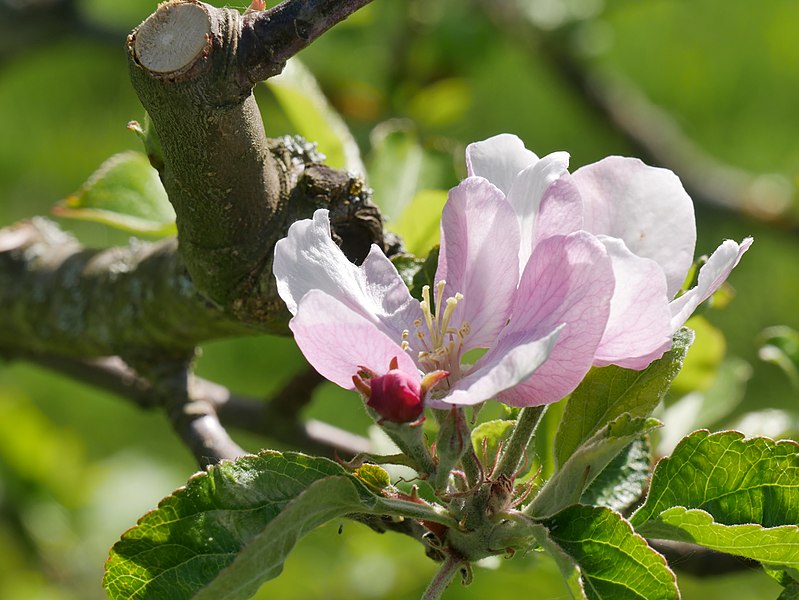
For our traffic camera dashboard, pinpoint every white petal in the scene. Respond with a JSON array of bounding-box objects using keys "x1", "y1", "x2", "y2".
[
  {"x1": 670, "y1": 237, "x2": 753, "y2": 331},
  {"x1": 465, "y1": 134, "x2": 538, "y2": 195},
  {"x1": 593, "y1": 236, "x2": 673, "y2": 369},
  {"x1": 429, "y1": 327, "x2": 562, "y2": 407},
  {"x1": 290, "y1": 290, "x2": 419, "y2": 390},
  {"x1": 274, "y1": 209, "x2": 419, "y2": 341},
  {"x1": 506, "y1": 151, "x2": 573, "y2": 266},
  {"x1": 435, "y1": 177, "x2": 520, "y2": 349},
  {"x1": 574, "y1": 157, "x2": 696, "y2": 298}
]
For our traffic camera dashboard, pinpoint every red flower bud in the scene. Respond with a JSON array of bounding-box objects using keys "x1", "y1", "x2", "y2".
[{"x1": 363, "y1": 369, "x2": 424, "y2": 424}]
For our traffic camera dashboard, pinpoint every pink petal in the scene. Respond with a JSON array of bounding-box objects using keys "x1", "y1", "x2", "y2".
[
  {"x1": 290, "y1": 289, "x2": 419, "y2": 390},
  {"x1": 669, "y1": 237, "x2": 753, "y2": 331},
  {"x1": 505, "y1": 152, "x2": 575, "y2": 266},
  {"x1": 573, "y1": 157, "x2": 696, "y2": 298},
  {"x1": 532, "y1": 173, "x2": 584, "y2": 248},
  {"x1": 274, "y1": 209, "x2": 419, "y2": 341},
  {"x1": 430, "y1": 327, "x2": 562, "y2": 407},
  {"x1": 593, "y1": 236, "x2": 673, "y2": 369},
  {"x1": 497, "y1": 232, "x2": 615, "y2": 407},
  {"x1": 435, "y1": 177, "x2": 520, "y2": 349},
  {"x1": 465, "y1": 134, "x2": 538, "y2": 195}
]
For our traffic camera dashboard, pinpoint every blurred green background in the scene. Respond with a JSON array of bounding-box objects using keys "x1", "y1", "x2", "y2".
[{"x1": 1, "y1": 0, "x2": 798, "y2": 598}]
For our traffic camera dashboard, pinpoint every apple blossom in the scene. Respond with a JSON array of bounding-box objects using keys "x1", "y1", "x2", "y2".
[{"x1": 273, "y1": 134, "x2": 751, "y2": 414}]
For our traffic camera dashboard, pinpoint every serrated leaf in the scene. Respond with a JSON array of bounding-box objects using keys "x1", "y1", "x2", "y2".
[
  {"x1": 541, "y1": 505, "x2": 678, "y2": 600},
  {"x1": 266, "y1": 58, "x2": 363, "y2": 174},
  {"x1": 192, "y1": 477, "x2": 369, "y2": 600},
  {"x1": 631, "y1": 430, "x2": 799, "y2": 531},
  {"x1": 53, "y1": 150, "x2": 176, "y2": 236},
  {"x1": 636, "y1": 506, "x2": 799, "y2": 567},
  {"x1": 581, "y1": 436, "x2": 651, "y2": 513},
  {"x1": 554, "y1": 328, "x2": 694, "y2": 468},
  {"x1": 531, "y1": 415, "x2": 660, "y2": 518},
  {"x1": 104, "y1": 451, "x2": 380, "y2": 600},
  {"x1": 353, "y1": 463, "x2": 392, "y2": 492}
]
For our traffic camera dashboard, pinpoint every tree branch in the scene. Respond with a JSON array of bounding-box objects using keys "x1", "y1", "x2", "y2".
[{"x1": 2, "y1": 349, "x2": 371, "y2": 460}]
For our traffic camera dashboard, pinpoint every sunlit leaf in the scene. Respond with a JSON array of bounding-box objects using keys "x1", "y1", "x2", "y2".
[
  {"x1": 631, "y1": 430, "x2": 799, "y2": 531},
  {"x1": 554, "y1": 328, "x2": 693, "y2": 469},
  {"x1": 636, "y1": 506, "x2": 799, "y2": 567},
  {"x1": 104, "y1": 451, "x2": 381, "y2": 600},
  {"x1": 390, "y1": 189, "x2": 448, "y2": 256},
  {"x1": 53, "y1": 150, "x2": 176, "y2": 236},
  {"x1": 266, "y1": 59, "x2": 364, "y2": 174},
  {"x1": 540, "y1": 505, "x2": 678, "y2": 600}
]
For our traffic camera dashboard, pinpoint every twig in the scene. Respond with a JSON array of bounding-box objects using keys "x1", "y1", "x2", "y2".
[
  {"x1": 240, "y1": 0, "x2": 377, "y2": 82},
  {"x1": 3, "y1": 349, "x2": 371, "y2": 459},
  {"x1": 477, "y1": 0, "x2": 796, "y2": 228}
]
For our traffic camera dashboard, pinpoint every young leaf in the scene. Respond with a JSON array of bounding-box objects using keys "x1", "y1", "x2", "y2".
[
  {"x1": 554, "y1": 328, "x2": 694, "y2": 468},
  {"x1": 636, "y1": 506, "x2": 799, "y2": 567},
  {"x1": 530, "y1": 415, "x2": 660, "y2": 518},
  {"x1": 471, "y1": 419, "x2": 515, "y2": 468},
  {"x1": 580, "y1": 436, "x2": 651, "y2": 513},
  {"x1": 53, "y1": 150, "x2": 176, "y2": 236},
  {"x1": 366, "y1": 121, "x2": 457, "y2": 222},
  {"x1": 540, "y1": 505, "x2": 678, "y2": 600},
  {"x1": 390, "y1": 189, "x2": 448, "y2": 256},
  {"x1": 631, "y1": 430, "x2": 799, "y2": 531},
  {"x1": 104, "y1": 451, "x2": 382, "y2": 600},
  {"x1": 265, "y1": 58, "x2": 364, "y2": 174}
]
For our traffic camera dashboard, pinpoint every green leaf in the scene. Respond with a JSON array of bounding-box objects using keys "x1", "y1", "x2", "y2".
[
  {"x1": 530, "y1": 415, "x2": 660, "y2": 518},
  {"x1": 636, "y1": 506, "x2": 799, "y2": 567},
  {"x1": 53, "y1": 150, "x2": 176, "y2": 236},
  {"x1": 366, "y1": 121, "x2": 457, "y2": 221},
  {"x1": 265, "y1": 58, "x2": 363, "y2": 173},
  {"x1": 581, "y1": 436, "x2": 652, "y2": 513},
  {"x1": 631, "y1": 430, "x2": 799, "y2": 530},
  {"x1": 471, "y1": 419, "x2": 515, "y2": 468},
  {"x1": 390, "y1": 189, "x2": 448, "y2": 256},
  {"x1": 541, "y1": 505, "x2": 678, "y2": 600},
  {"x1": 104, "y1": 451, "x2": 380, "y2": 600},
  {"x1": 531, "y1": 524, "x2": 588, "y2": 599},
  {"x1": 554, "y1": 328, "x2": 694, "y2": 468},
  {"x1": 759, "y1": 326, "x2": 799, "y2": 389}
]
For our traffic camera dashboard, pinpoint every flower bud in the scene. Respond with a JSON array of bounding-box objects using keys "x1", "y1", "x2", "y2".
[{"x1": 354, "y1": 368, "x2": 423, "y2": 424}]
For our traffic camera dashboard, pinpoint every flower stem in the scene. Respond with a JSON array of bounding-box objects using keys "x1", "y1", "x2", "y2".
[
  {"x1": 421, "y1": 554, "x2": 465, "y2": 600},
  {"x1": 494, "y1": 405, "x2": 546, "y2": 480}
]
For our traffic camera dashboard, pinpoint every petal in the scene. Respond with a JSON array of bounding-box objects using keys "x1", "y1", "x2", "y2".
[
  {"x1": 531, "y1": 173, "x2": 584, "y2": 256},
  {"x1": 497, "y1": 232, "x2": 615, "y2": 407},
  {"x1": 435, "y1": 177, "x2": 520, "y2": 349},
  {"x1": 465, "y1": 134, "x2": 538, "y2": 195},
  {"x1": 430, "y1": 327, "x2": 562, "y2": 407},
  {"x1": 506, "y1": 152, "x2": 576, "y2": 266},
  {"x1": 274, "y1": 209, "x2": 419, "y2": 340},
  {"x1": 573, "y1": 157, "x2": 696, "y2": 298},
  {"x1": 669, "y1": 237, "x2": 753, "y2": 331},
  {"x1": 290, "y1": 289, "x2": 419, "y2": 390},
  {"x1": 592, "y1": 236, "x2": 673, "y2": 369}
]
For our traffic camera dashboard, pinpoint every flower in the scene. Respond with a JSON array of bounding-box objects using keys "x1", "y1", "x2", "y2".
[
  {"x1": 273, "y1": 135, "x2": 751, "y2": 410},
  {"x1": 465, "y1": 134, "x2": 753, "y2": 372}
]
